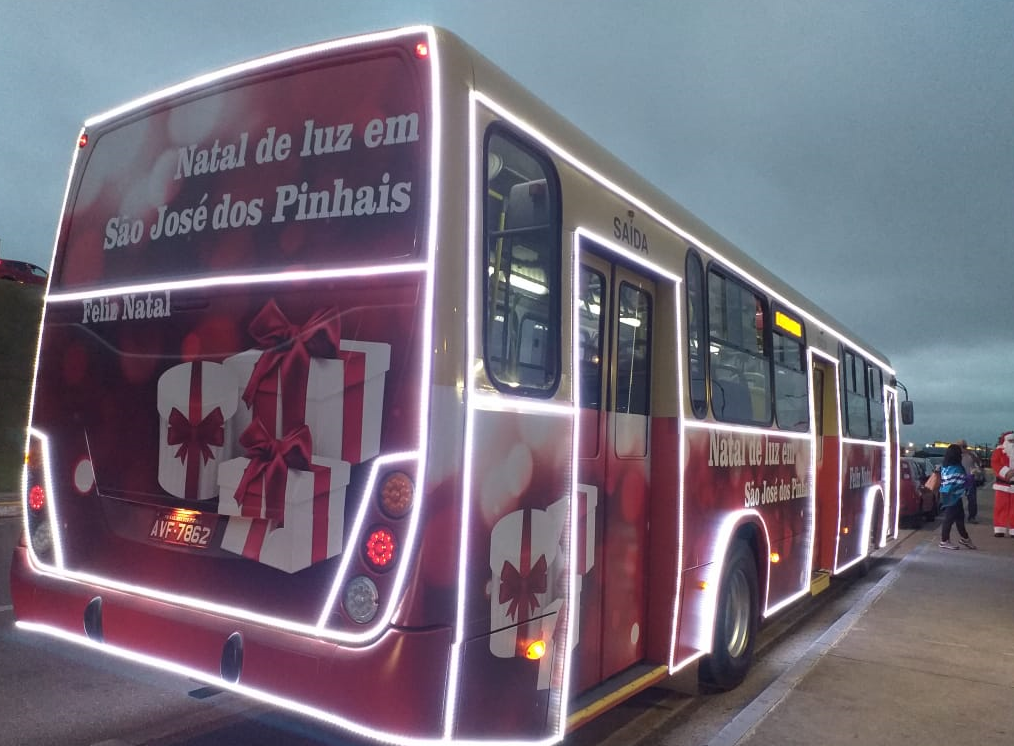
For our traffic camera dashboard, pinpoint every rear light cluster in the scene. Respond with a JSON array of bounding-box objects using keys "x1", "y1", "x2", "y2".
[
  {"x1": 24, "y1": 432, "x2": 56, "y2": 563},
  {"x1": 341, "y1": 470, "x2": 414, "y2": 625}
]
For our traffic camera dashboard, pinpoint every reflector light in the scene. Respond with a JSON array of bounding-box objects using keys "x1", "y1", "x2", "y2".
[
  {"x1": 364, "y1": 527, "x2": 396, "y2": 569},
  {"x1": 78, "y1": 133, "x2": 88, "y2": 148},
  {"x1": 415, "y1": 41, "x2": 429, "y2": 58},
  {"x1": 770, "y1": 552, "x2": 781, "y2": 564},
  {"x1": 379, "y1": 471, "x2": 413, "y2": 518},
  {"x1": 524, "y1": 640, "x2": 547, "y2": 660},
  {"x1": 28, "y1": 485, "x2": 45, "y2": 512},
  {"x1": 343, "y1": 576, "x2": 379, "y2": 624},
  {"x1": 843, "y1": 526, "x2": 850, "y2": 535},
  {"x1": 73, "y1": 458, "x2": 96, "y2": 494}
]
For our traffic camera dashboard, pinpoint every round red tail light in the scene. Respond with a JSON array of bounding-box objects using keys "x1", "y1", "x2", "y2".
[
  {"x1": 28, "y1": 485, "x2": 45, "y2": 512},
  {"x1": 364, "y1": 527, "x2": 397, "y2": 569}
]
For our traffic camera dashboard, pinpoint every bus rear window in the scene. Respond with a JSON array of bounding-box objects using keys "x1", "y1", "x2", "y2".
[{"x1": 58, "y1": 50, "x2": 427, "y2": 289}]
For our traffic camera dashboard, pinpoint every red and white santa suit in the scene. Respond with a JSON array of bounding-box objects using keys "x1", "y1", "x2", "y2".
[{"x1": 991, "y1": 431, "x2": 1014, "y2": 536}]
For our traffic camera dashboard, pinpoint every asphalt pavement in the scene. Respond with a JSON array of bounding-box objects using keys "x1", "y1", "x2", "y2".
[{"x1": 0, "y1": 492, "x2": 18, "y2": 518}]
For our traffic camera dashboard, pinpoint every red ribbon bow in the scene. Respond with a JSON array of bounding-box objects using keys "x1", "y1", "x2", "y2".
[
  {"x1": 499, "y1": 554, "x2": 548, "y2": 622},
  {"x1": 167, "y1": 406, "x2": 225, "y2": 465},
  {"x1": 233, "y1": 419, "x2": 313, "y2": 526},
  {"x1": 242, "y1": 300, "x2": 341, "y2": 433}
]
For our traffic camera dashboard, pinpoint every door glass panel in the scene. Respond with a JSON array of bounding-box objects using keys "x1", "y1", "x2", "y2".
[
  {"x1": 578, "y1": 266, "x2": 605, "y2": 410},
  {"x1": 614, "y1": 281, "x2": 651, "y2": 458}
]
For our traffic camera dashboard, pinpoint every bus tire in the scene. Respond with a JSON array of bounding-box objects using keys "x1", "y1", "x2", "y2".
[{"x1": 699, "y1": 539, "x2": 759, "y2": 691}]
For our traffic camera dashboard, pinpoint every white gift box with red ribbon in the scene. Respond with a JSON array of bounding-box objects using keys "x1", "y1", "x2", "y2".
[
  {"x1": 217, "y1": 453, "x2": 350, "y2": 573},
  {"x1": 156, "y1": 361, "x2": 238, "y2": 501},
  {"x1": 223, "y1": 339, "x2": 390, "y2": 464},
  {"x1": 489, "y1": 506, "x2": 567, "y2": 659}
]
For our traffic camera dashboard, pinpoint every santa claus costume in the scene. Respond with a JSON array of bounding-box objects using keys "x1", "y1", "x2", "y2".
[{"x1": 991, "y1": 431, "x2": 1014, "y2": 537}]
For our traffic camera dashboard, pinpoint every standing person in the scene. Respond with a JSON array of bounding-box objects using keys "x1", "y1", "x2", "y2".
[
  {"x1": 991, "y1": 431, "x2": 1014, "y2": 538},
  {"x1": 939, "y1": 443, "x2": 976, "y2": 550},
  {"x1": 958, "y1": 440, "x2": 979, "y2": 523}
]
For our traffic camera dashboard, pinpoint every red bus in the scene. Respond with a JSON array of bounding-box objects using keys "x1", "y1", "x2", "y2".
[{"x1": 11, "y1": 25, "x2": 912, "y2": 744}]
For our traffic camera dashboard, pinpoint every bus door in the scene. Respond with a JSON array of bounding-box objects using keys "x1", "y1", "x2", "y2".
[
  {"x1": 577, "y1": 242, "x2": 654, "y2": 685},
  {"x1": 886, "y1": 389, "x2": 899, "y2": 533},
  {"x1": 811, "y1": 358, "x2": 840, "y2": 571}
]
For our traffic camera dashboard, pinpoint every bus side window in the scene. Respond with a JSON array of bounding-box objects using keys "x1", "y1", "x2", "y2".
[
  {"x1": 773, "y1": 327, "x2": 809, "y2": 431},
  {"x1": 707, "y1": 269, "x2": 771, "y2": 426},
  {"x1": 841, "y1": 349, "x2": 871, "y2": 439},
  {"x1": 868, "y1": 365, "x2": 886, "y2": 440},
  {"x1": 685, "y1": 250, "x2": 708, "y2": 418},
  {"x1": 483, "y1": 129, "x2": 561, "y2": 396}
]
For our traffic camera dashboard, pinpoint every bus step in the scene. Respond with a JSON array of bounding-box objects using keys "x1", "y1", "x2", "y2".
[{"x1": 810, "y1": 570, "x2": 831, "y2": 596}]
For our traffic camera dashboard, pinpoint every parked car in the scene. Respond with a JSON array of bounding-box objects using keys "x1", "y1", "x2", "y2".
[
  {"x1": 899, "y1": 456, "x2": 939, "y2": 525},
  {"x1": 0, "y1": 258, "x2": 47, "y2": 286}
]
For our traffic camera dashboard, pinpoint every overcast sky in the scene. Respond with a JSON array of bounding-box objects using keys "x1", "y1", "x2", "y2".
[{"x1": 2, "y1": 1, "x2": 1012, "y2": 448}]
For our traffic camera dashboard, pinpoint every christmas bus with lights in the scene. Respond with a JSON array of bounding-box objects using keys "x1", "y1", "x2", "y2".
[{"x1": 12, "y1": 25, "x2": 911, "y2": 744}]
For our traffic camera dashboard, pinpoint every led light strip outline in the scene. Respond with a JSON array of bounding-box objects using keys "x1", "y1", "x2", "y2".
[
  {"x1": 885, "y1": 386, "x2": 902, "y2": 539},
  {"x1": 570, "y1": 228, "x2": 686, "y2": 683},
  {"x1": 466, "y1": 90, "x2": 903, "y2": 720},
  {"x1": 447, "y1": 87, "x2": 576, "y2": 744},
  {"x1": 45, "y1": 262, "x2": 430, "y2": 304},
  {"x1": 682, "y1": 421, "x2": 813, "y2": 620},
  {"x1": 22, "y1": 25, "x2": 442, "y2": 655},
  {"x1": 469, "y1": 88, "x2": 901, "y2": 731},
  {"x1": 16, "y1": 620, "x2": 561, "y2": 746},
  {"x1": 471, "y1": 92, "x2": 895, "y2": 376},
  {"x1": 84, "y1": 26, "x2": 438, "y2": 129},
  {"x1": 24, "y1": 429, "x2": 65, "y2": 568}
]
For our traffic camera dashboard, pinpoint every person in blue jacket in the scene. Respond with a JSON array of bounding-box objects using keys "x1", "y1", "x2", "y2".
[{"x1": 939, "y1": 443, "x2": 976, "y2": 550}]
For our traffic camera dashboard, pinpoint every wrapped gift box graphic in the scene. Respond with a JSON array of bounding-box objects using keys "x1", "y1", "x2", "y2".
[
  {"x1": 543, "y1": 486, "x2": 598, "y2": 652},
  {"x1": 489, "y1": 506, "x2": 567, "y2": 659},
  {"x1": 217, "y1": 428, "x2": 350, "y2": 573},
  {"x1": 222, "y1": 301, "x2": 391, "y2": 465},
  {"x1": 157, "y1": 361, "x2": 239, "y2": 501}
]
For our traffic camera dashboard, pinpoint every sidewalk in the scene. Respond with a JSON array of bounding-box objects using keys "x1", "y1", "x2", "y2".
[{"x1": 716, "y1": 492, "x2": 1014, "y2": 746}]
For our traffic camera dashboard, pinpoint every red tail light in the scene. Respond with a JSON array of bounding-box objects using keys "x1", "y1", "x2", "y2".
[
  {"x1": 28, "y1": 485, "x2": 46, "y2": 512},
  {"x1": 364, "y1": 527, "x2": 397, "y2": 569}
]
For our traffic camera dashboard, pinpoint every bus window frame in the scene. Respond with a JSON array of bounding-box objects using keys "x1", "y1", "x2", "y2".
[
  {"x1": 770, "y1": 303, "x2": 809, "y2": 432},
  {"x1": 481, "y1": 124, "x2": 563, "y2": 398},
  {"x1": 705, "y1": 264, "x2": 773, "y2": 427},
  {"x1": 685, "y1": 248, "x2": 708, "y2": 419}
]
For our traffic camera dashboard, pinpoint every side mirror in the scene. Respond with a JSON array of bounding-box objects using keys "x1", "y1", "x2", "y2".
[{"x1": 900, "y1": 400, "x2": 915, "y2": 425}]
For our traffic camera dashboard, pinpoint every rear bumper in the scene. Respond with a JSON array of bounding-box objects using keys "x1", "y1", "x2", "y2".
[{"x1": 10, "y1": 546, "x2": 451, "y2": 739}]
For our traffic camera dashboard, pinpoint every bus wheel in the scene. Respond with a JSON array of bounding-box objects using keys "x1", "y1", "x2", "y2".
[
  {"x1": 700, "y1": 540, "x2": 759, "y2": 691},
  {"x1": 860, "y1": 501, "x2": 883, "y2": 577}
]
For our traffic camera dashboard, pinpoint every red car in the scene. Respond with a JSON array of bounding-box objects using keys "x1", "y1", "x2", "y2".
[
  {"x1": 0, "y1": 258, "x2": 48, "y2": 286},
  {"x1": 899, "y1": 456, "x2": 938, "y2": 525}
]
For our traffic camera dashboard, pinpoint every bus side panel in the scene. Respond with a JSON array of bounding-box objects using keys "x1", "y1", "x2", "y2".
[
  {"x1": 837, "y1": 442, "x2": 885, "y2": 569},
  {"x1": 815, "y1": 433, "x2": 842, "y2": 571},
  {"x1": 681, "y1": 428, "x2": 813, "y2": 613},
  {"x1": 646, "y1": 415, "x2": 680, "y2": 663},
  {"x1": 453, "y1": 407, "x2": 572, "y2": 739}
]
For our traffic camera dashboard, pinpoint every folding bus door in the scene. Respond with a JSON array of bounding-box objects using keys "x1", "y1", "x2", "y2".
[{"x1": 576, "y1": 241, "x2": 655, "y2": 686}]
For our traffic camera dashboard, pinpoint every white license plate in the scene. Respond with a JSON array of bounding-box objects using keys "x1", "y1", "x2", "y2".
[{"x1": 149, "y1": 510, "x2": 217, "y2": 549}]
